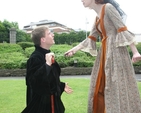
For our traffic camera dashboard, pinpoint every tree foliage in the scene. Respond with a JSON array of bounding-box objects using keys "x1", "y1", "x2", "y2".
[
  {"x1": 0, "y1": 19, "x2": 92, "y2": 44},
  {"x1": 0, "y1": 20, "x2": 31, "y2": 43},
  {"x1": 16, "y1": 30, "x2": 31, "y2": 42},
  {"x1": 54, "y1": 31, "x2": 90, "y2": 45}
]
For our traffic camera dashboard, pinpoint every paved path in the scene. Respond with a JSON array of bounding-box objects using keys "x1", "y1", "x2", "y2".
[
  {"x1": 136, "y1": 74, "x2": 141, "y2": 81},
  {"x1": 62, "y1": 74, "x2": 141, "y2": 81},
  {"x1": 0, "y1": 74, "x2": 141, "y2": 81}
]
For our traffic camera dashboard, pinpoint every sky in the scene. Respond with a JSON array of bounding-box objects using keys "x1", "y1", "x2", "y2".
[{"x1": 0, "y1": 0, "x2": 141, "y2": 34}]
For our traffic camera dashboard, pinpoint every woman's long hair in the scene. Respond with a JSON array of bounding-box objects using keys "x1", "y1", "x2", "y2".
[{"x1": 95, "y1": 0, "x2": 127, "y2": 23}]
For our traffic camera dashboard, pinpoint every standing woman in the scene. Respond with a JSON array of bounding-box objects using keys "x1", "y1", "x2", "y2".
[{"x1": 65, "y1": 0, "x2": 141, "y2": 113}]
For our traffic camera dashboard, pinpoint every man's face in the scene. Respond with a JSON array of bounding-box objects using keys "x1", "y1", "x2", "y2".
[{"x1": 43, "y1": 30, "x2": 55, "y2": 46}]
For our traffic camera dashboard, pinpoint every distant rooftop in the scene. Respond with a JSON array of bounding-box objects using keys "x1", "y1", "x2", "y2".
[{"x1": 24, "y1": 20, "x2": 66, "y2": 28}]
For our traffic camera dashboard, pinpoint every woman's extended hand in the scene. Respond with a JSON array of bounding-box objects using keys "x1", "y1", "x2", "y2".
[
  {"x1": 64, "y1": 50, "x2": 75, "y2": 57},
  {"x1": 132, "y1": 52, "x2": 141, "y2": 63}
]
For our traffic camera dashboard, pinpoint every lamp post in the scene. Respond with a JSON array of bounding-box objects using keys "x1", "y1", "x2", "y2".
[
  {"x1": 74, "y1": 59, "x2": 77, "y2": 67},
  {"x1": 85, "y1": 18, "x2": 89, "y2": 38}
]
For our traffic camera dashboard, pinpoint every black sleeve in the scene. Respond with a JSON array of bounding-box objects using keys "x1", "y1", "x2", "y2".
[{"x1": 60, "y1": 82, "x2": 65, "y2": 94}]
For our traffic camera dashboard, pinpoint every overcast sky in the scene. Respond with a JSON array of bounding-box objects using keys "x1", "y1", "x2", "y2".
[{"x1": 0, "y1": 0, "x2": 141, "y2": 34}]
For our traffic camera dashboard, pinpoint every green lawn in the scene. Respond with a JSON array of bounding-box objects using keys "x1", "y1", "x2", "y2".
[{"x1": 0, "y1": 78, "x2": 140, "y2": 113}]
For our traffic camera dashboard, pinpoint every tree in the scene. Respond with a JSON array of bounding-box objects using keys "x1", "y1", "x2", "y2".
[
  {"x1": 16, "y1": 30, "x2": 31, "y2": 42},
  {"x1": 11, "y1": 22, "x2": 19, "y2": 29},
  {"x1": 54, "y1": 30, "x2": 88, "y2": 44},
  {"x1": 1, "y1": 20, "x2": 31, "y2": 43},
  {"x1": 0, "y1": 21, "x2": 8, "y2": 42}
]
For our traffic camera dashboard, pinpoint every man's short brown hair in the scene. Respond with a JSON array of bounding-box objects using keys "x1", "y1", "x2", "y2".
[{"x1": 31, "y1": 26, "x2": 49, "y2": 46}]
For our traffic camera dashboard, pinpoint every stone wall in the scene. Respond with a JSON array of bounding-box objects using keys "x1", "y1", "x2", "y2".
[{"x1": 0, "y1": 67, "x2": 141, "y2": 77}]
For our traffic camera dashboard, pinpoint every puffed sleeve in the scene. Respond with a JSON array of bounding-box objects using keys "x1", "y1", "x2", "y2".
[
  {"x1": 106, "y1": 3, "x2": 137, "y2": 47},
  {"x1": 80, "y1": 18, "x2": 99, "y2": 56}
]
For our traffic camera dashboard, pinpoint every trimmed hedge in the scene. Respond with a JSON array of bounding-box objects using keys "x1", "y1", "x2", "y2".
[
  {"x1": 0, "y1": 42, "x2": 141, "y2": 69},
  {"x1": 0, "y1": 43, "x2": 24, "y2": 54},
  {"x1": 17, "y1": 42, "x2": 34, "y2": 50},
  {"x1": 0, "y1": 52, "x2": 26, "y2": 69}
]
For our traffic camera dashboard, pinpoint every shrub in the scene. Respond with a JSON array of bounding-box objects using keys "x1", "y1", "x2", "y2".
[
  {"x1": 24, "y1": 47, "x2": 35, "y2": 58},
  {"x1": 0, "y1": 43, "x2": 141, "y2": 69},
  {"x1": 0, "y1": 52, "x2": 26, "y2": 69},
  {"x1": 17, "y1": 42, "x2": 34, "y2": 50},
  {"x1": 0, "y1": 43, "x2": 23, "y2": 54},
  {"x1": 19, "y1": 58, "x2": 28, "y2": 69}
]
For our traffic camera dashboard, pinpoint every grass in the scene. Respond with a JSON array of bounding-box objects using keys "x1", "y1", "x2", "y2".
[{"x1": 0, "y1": 78, "x2": 140, "y2": 113}]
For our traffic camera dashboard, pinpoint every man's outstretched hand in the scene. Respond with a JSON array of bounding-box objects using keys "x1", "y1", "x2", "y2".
[{"x1": 64, "y1": 83, "x2": 73, "y2": 94}]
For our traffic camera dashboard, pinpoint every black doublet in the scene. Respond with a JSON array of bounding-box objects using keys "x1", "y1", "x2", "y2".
[{"x1": 21, "y1": 45, "x2": 65, "y2": 113}]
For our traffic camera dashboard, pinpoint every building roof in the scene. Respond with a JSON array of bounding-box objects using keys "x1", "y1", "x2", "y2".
[
  {"x1": 23, "y1": 19, "x2": 66, "y2": 28},
  {"x1": 23, "y1": 19, "x2": 74, "y2": 34}
]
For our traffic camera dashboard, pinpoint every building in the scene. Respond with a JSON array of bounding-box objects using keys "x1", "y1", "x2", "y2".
[{"x1": 23, "y1": 20, "x2": 73, "y2": 34}]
